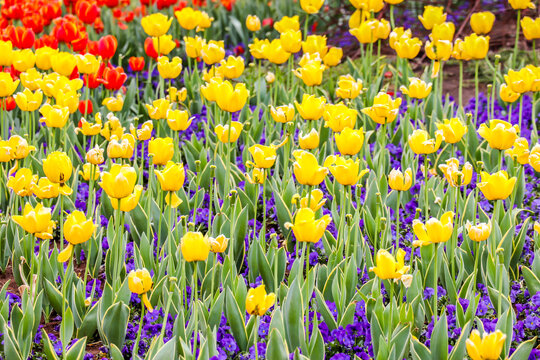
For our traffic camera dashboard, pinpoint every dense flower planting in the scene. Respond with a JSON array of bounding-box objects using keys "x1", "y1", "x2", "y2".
[{"x1": 0, "y1": 0, "x2": 539, "y2": 359}]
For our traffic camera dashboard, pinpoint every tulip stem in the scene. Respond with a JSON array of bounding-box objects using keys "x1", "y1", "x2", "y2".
[
  {"x1": 225, "y1": 112, "x2": 233, "y2": 198},
  {"x1": 508, "y1": 164, "x2": 522, "y2": 218},
  {"x1": 389, "y1": 5, "x2": 395, "y2": 29},
  {"x1": 261, "y1": 169, "x2": 267, "y2": 246},
  {"x1": 132, "y1": 298, "x2": 145, "y2": 357},
  {"x1": 498, "y1": 149, "x2": 503, "y2": 172},
  {"x1": 458, "y1": 60, "x2": 463, "y2": 110},
  {"x1": 423, "y1": 155, "x2": 429, "y2": 221},
  {"x1": 474, "y1": 60, "x2": 479, "y2": 126},
  {"x1": 192, "y1": 263, "x2": 198, "y2": 355},
  {"x1": 433, "y1": 243, "x2": 438, "y2": 323},
  {"x1": 388, "y1": 280, "x2": 394, "y2": 339},
  {"x1": 533, "y1": 40, "x2": 537, "y2": 67},
  {"x1": 304, "y1": 14, "x2": 309, "y2": 42},
  {"x1": 508, "y1": 103, "x2": 513, "y2": 123},
  {"x1": 395, "y1": 191, "x2": 401, "y2": 251},
  {"x1": 254, "y1": 316, "x2": 259, "y2": 360},
  {"x1": 497, "y1": 250, "x2": 503, "y2": 317},
  {"x1": 513, "y1": 10, "x2": 521, "y2": 69},
  {"x1": 518, "y1": 94, "x2": 524, "y2": 134}
]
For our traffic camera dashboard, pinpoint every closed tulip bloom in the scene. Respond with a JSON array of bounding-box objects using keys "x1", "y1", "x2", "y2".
[
  {"x1": 270, "y1": 104, "x2": 295, "y2": 123},
  {"x1": 463, "y1": 34, "x2": 490, "y2": 60},
  {"x1": 218, "y1": 56, "x2": 244, "y2": 79},
  {"x1": 504, "y1": 67, "x2": 534, "y2": 94},
  {"x1": 394, "y1": 36, "x2": 423, "y2": 59},
  {"x1": 7, "y1": 168, "x2": 37, "y2": 196},
  {"x1": 436, "y1": 117, "x2": 468, "y2": 144},
  {"x1": 294, "y1": 60, "x2": 326, "y2": 87},
  {"x1": 55, "y1": 91, "x2": 80, "y2": 114},
  {"x1": 499, "y1": 84, "x2": 520, "y2": 103},
  {"x1": 298, "y1": 188, "x2": 327, "y2": 211},
  {"x1": 79, "y1": 163, "x2": 100, "y2": 182},
  {"x1": 246, "y1": 285, "x2": 276, "y2": 316},
  {"x1": 246, "y1": 167, "x2": 267, "y2": 184},
  {"x1": 32, "y1": 177, "x2": 60, "y2": 199},
  {"x1": 86, "y1": 146, "x2": 105, "y2": 165},
  {"x1": 51, "y1": 52, "x2": 76, "y2": 77},
  {"x1": 216, "y1": 81, "x2": 249, "y2": 113},
  {"x1": 431, "y1": 22, "x2": 455, "y2": 42},
  {"x1": 412, "y1": 211, "x2": 454, "y2": 246},
  {"x1": 336, "y1": 75, "x2": 363, "y2": 99},
  {"x1": 167, "y1": 109, "x2": 192, "y2": 131},
  {"x1": 408, "y1": 129, "x2": 444, "y2": 154},
  {"x1": 470, "y1": 12, "x2": 495, "y2": 34},
  {"x1": 350, "y1": 20, "x2": 378, "y2": 44},
  {"x1": 508, "y1": 0, "x2": 535, "y2": 10},
  {"x1": 274, "y1": 15, "x2": 300, "y2": 33},
  {"x1": 58, "y1": 211, "x2": 95, "y2": 262},
  {"x1": 374, "y1": 19, "x2": 391, "y2": 40},
  {"x1": 266, "y1": 72, "x2": 276, "y2": 84},
  {"x1": 361, "y1": 92, "x2": 402, "y2": 125},
  {"x1": 299, "y1": 129, "x2": 320, "y2": 150},
  {"x1": 103, "y1": 93, "x2": 124, "y2": 112},
  {"x1": 43, "y1": 151, "x2": 72, "y2": 191},
  {"x1": 209, "y1": 235, "x2": 229, "y2": 253},
  {"x1": 201, "y1": 77, "x2": 223, "y2": 102},
  {"x1": 246, "y1": 15, "x2": 261, "y2": 31},
  {"x1": 324, "y1": 155, "x2": 369, "y2": 186},
  {"x1": 466, "y1": 330, "x2": 506, "y2": 360},
  {"x1": 452, "y1": 38, "x2": 472, "y2": 61},
  {"x1": 107, "y1": 134, "x2": 136, "y2": 159},
  {"x1": 293, "y1": 150, "x2": 328, "y2": 186},
  {"x1": 12, "y1": 203, "x2": 55, "y2": 239},
  {"x1": 285, "y1": 207, "x2": 331, "y2": 243},
  {"x1": 0, "y1": 141, "x2": 11, "y2": 162},
  {"x1": 370, "y1": 249, "x2": 410, "y2": 280},
  {"x1": 0, "y1": 40, "x2": 13, "y2": 67},
  {"x1": 249, "y1": 38, "x2": 269, "y2": 59},
  {"x1": 99, "y1": 164, "x2": 137, "y2": 199},
  {"x1": 215, "y1": 122, "x2": 243, "y2": 143},
  {"x1": 400, "y1": 77, "x2": 432, "y2": 99},
  {"x1": 148, "y1": 137, "x2": 174, "y2": 166},
  {"x1": 14, "y1": 89, "x2": 43, "y2": 112},
  {"x1": 197, "y1": 11, "x2": 214, "y2": 31},
  {"x1": 505, "y1": 137, "x2": 530, "y2": 165},
  {"x1": 478, "y1": 119, "x2": 519, "y2": 150},
  {"x1": 264, "y1": 39, "x2": 290, "y2": 64},
  {"x1": 39, "y1": 104, "x2": 70, "y2": 128},
  {"x1": 439, "y1": 158, "x2": 473, "y2": 187},
  {"x1": 0, "y1": 72, "x2": 20, "y2": 98},
  {"x1": 295, "y1": 94, "x2": 326, "y2": 120},
  {"x1": 300, "y1": 0, "x2": 324, "y2": 14},
  {"x1": 388, "y1": 168, "x2": 413, "y2": 191},
  {"x1": 425, "y1": 39, "x2": 453, "y2": 61},
  {"x1": 248, "y1": 143, "x2": 282, "y2": 168},
  {"x1": 181, "y1": 232, "x2": 210, "y2": 262},
  {"x1": 477, "y1": 171, "x2": 516, "y2": 200},
  {"x1": 419, "y1": 5, "x2": 447, "y2": 30},
  {"x1": 522, "y1": 17, "x2": 540, "y2": 40},
  {"x1": 76, "y1": 53, "x2": 100, "y2": 74},
  {"x1": 157, "y1": 56, "x2": 183, "y2": 79},
  {"x1": 146, "y1": 99, "x2": 171, "y2": 120},
  {"x1": 175, "y1": 7, "x2": 202, "y2": 30},
  {"x1": 389, "y1": 27, "x2": 412, "y2": 49},
  {"x1": 35, "y1": 46, "x2": 57, "y2": 71},
  {"x1": 128, "y1": 268, "x2": 153, "y2": 311},
  {"x1": 141, "y1": 13, "x2": 172, "y2": 37},
  {"x1": 349, "y1": 0, "x2": 384, "y2": 12},
  {"x1": 152, "y1": 35, "x2": 176, "y2": 56},
  {"x1": 20, "y1": 68, "x2": 43, "y2": 91},
  {"x1": 298, "y1": 53, "x2": 322, "y2": 67},
  {"x1": 280, "y1": 30, "x2": 302, "y2": 53},
  {"x1": 335, "y1": 127, "x2": 364, "y2": 155},
  {"x1": 302, "y1": 35, "x2": 328, "y2": 56},
  {"x1": 528, "y1": 144, "x2": 540, "y2": 172},
  {"x1": 201, "y1": 40, "x2": 225, "y2": 65},
  {"x1": 155, "y1": 161, "x2": 185, "y2": 207},
  {"x1": 321, "y1": 47, "x2": 342, "y2": 67},
  {"x1": 8, "y1": 135, "x2": 35, "y2": 160},
  {"x1": 184, "y1": 36, "x2": 206, "y2": 59},
  {"x1": 12, "y1": 49, "x2": 35, "y2": 72},
  {"x1": 465, "y1": 221, "x2": 492, "y2": 242},
  {"x1": 110, "y1": 185, "x2": 143, "y2": 212}
]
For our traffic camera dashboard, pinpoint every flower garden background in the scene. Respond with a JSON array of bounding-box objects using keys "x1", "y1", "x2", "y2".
[{"x1": 0, "y1": 0, "x2": 539, "y2": 359}]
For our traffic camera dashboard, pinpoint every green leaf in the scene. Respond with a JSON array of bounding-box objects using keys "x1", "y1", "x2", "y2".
[
  {"x1": 508, "y1": 336, "x2": 537, "y2": 360},
  {"x1": 430, "y1": 312, "x2": 448, "y2": 360},
  {"x1": 283, "y1": 278, "x2": 305, "y2": 352},
  {"x1": 101, "y1": 302, "x2": 130, "y2": 349},
  {"x1": 266, "y1": 328, "x2": 289, "y2": 360},
  {"x1": 225, "y1": 288, "x2": 248, "y2": 351},
  {"x1": 65, "y1": 337, "x2": 87, "y2": 360}
]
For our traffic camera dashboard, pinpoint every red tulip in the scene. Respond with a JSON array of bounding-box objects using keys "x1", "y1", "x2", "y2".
[
  {"x1": 35, "y1": 35, "x2": 58, "y2": 49},
  {"x1": 41, "y1": 2, "x2": 62, "y2": 22},
  {"x1": 79, "y1": 100, "x2": 94, "y2": 115},
  {"x1": 144, "y1": 37, "x2": 158, "y2": 59},
  {"x1": 98, "y1": 35, "x2": 117, "y2": 60},
  {"x1": 262, "y1": 18, "x2": 273, "y2": 27},
  {"x1": 22, "y1": 14, "x2": 45, "y2": 35},
  {"x1": 76, "y1": 1, "x2": 100, "y2": 25},
  {"x1": 100, "y1": 66, "x2": 127, "y2": 90},
  {"x1": 53, "y1": 18, "x2": 79, "y2": 44},
  {"x1": 0, "y1": 97, "x2": 16, "y2": 111},
  {"x1": 129, "y1": 57, "x2": 145, "y2": 72},
  {"x1": 84, "y1": 73, "x2": 101, "y2": 89},
  {"x1": 7, "y1": 26, "x2": 35, "y2": 49},
  {"x1": 71, "y1": 31, "x2": 89, "y2": 53}
]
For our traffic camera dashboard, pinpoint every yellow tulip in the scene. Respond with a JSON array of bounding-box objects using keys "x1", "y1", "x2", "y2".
[
  {"x1": 0, "y1": 72, "x2": 20, "y2": 98},
  {"x1": 184, "y1": 36, "x2": 206, "y2": 59},
  {"x1": 274, "y1": 15, "x2": 300, "y2": 33},
  {"x1": 389, "y1": 27, "x2": 412, "y2": 49},
  {"x1": 99, "y1": 164, "x2": 137, "y2": 199},
  {"x1": 249, "y1": 38, "x2": 269, "y2": 59},
  {"x1": 110, "y1": 185, "x2": 143, "y2": 212},
  {"x1": 152, "y1": 35, "x2": 176, "y2": 56},
  {"x1": 51, "y1": 52, "x2": 77, "y2": 77},
  {"x1": 508, "y1": 0, "x2": 535, "y2": 10},
  {"x1": 535, "y1": 221, "x2": 540, "y2": 234},
  {"x1": 293, "y1": 60, "x2": 326, "y2": 87},
  {"x1": 350, "y1": 20, "x2": 378, "y2": 44},
  {"x1": 374, "y1": 19, "x2": 391, "y2": 40},
  {"x1": 412, "y1": 211, "x2": 454, "y2": 246},
  {"x1": 466, "y1": 330, "x2": 506, "y2": 360},
  {"x1": 76, "y1": 53, "x2": 100, "y2": 74},
  {"x1": 302, "y1": 35, "x2": 328, "y2": 56},
  {"x1": 436, "y1": 117, "x2": 468, "y2": 144},
  {"x1": 14, "y1": 89, "x2": 43, "y2": 112},
  {"x1": 505, "y1": 137, "x2": 530, "y2": 165},
  {"x1": 324, "y1": 155, "x2": 369, "y2": 186},
  {"x1": 35, "y1": 46, "x2": 57, "y2": 71},
  {"x1": 264, "y1": 39, "x2": 290, "y2": 65},
  {"x1": 20, "y1": 68, "x2": 43, "y2": 91},
  {"x1": 157, "y1": 56, "x2": 183, "y2": 79},
  {"x1": 394, "y1": 36, "x2": 422, "y2": 59},
  {"x1": 7, "y1": 168, "x2": 37, "y2": 197},
  {"x1": 299, "y1": 129, "x2": 320, "y2": 150},
  {"x1": 130, "y1": 120, "x2": 153, "y2": 141},
  {"x1": 408, "y1": 129, "x2": 444, "y2": 154},
  {"x1": 470, "y1": 11, "x2": 495, "y2": 34},
  {"x1": 246, "y1": 168, "x2": 267, "y2": 184},
  {"x1": 529, "y1": 144, "x2": 540, "y2": 172},
  {"x1": 216, "y1": 81, "x2": 249, "y2": 113},
  {"x1": 215, "y1": 122, "x2": 243, "y2": 143},
  {"x1": 148, "y1": 137, "x2": 174, "y2": 166},
  {"x1": 0, "y1": 140, "x2": 11, "y2": 162},
  {"x1": 369, "y1": 249, "x2": 410, "y2": 280},
  {"x1": 128, "y1": 268, "x2": 154, "y2": 311},
  {"x1": 197, "y1": 11, "x2": 213, "y2": 31},
  {"x1": 522, "y1": 17, "x2": 540, "y2": 40},
  {"x1": 438, "y1": 158, "x2": 473, "y2": 187},
  {"x1": 100, "y1": 114, "x2": 124, "y2": 141},
  {"x1": 175, "y1": 7, "x2": 202, "y2": 30},
  {"x1": 167, "y1": 109, "x2": 192, "y2": 131},
  {"x1": 107, "y1": 134, "x2": 136, "y2": 159},
  {"x1": 324, "y1": 103, "x2": 358, "y2": 132},
  {"x1": 218, "y1": 56, "x2": 244, "y2": 79},
  {"x1": 285, "y1": 207, "x2": 331, "y2": 243},
  {"x1": 270, "y1": 104, "x2": 295, "y2": 123},
  {"x1": 431, "y1": 22, "x2": 455, "y2": 41},
  {"x1": 32, "y1": 177, "x2": 60, "y2": 199},
  {"x1": 245, "y1": 285, "x2": 276, "y2": 316},
  {"x1": 0, "y1": 40, "x2": 13, "y2": 67},
  {"x1": 477, "y1": 171, "x2": 516, "y2": 201},
  {"x1": 209, "y1": 235, "x2": 229, "y2": 253},
  {"x1": 155, "y1": 161, "x2": 185, "y2": 208},
  {"x1": 504, "y1": 67, "x2": 534, "y2": 93},
  {"x1": 201, "y1": 40, "x2": 225, "y2": 65},
  {"x1": 323, "y1": 47, "x2": 343, "y2": 67},
  {"x1": 298, "y1": 53, "x2": 322, "y2": 67},
  {"x1": 400, "y1": 77, "x2": 432, "y2": 99},
  {"x1": 280, "y1": 30, "x2": 302, "y2": 53},
  {"x1": 58, "y1": 211, "x2": 95, "y2": 262},
  {"x1": 246, "y1": 15, "x2": 261, "y2": 32},
  {"x1": 8, "y1": 135, "x2": 35, "y2": 160},
  {"x1": 499, "y1": 83, "x2": 520, "y2": 103},
  {"x1": 39, "y1": 104, "x2": 70, "y2": 128},
  {"x1": 452, "y1": 38, "x2": 471, "y2": 61},
  {"x1": 43, "y1": 151, "x2": 72, "y2": 194},
  {"x1": 335, "y1": 127, "x2": 364, "y2": 156},
  {"x1": 292, "y1": 150, "x2": 328, "y2": 186},
  {"x1": 295, "y1": 94, "x2": 326, "y2": 120},
  {"x1": 12, "y1": 203, "x2": 55, "y2": 240},
  {"x1": 478, "y1": 119, "x2": 519, "y2": 150},
  {"x1": 465, "y1": 221, "x2": 492, "y2": 242},
  {"x1": 298, "y1": 188, "x2": 326, "y2": 211},
  {"x1": 86, "y1": 146, "x2": 105, "y2": 165},
  {"x1": 266, "y1": 72, "x2": 275, "y2": 84},
  {"x1": 77, "y1": 114, "x2": 102, "y2": 136},
  {"x1": 181, "y1": 232, "x2": 210, "y2": 262},
  {"x1": 335, "y1": 75, "x2": 363, "y2": 99},
  {"x1": 12, "y1": 49, "x2": 35, "y2": 72},
  {"x1": 102, "y1": 93, "x2": 124, "y2": 112},
  {"x1": 349, "y1": 0, "x2": 384, "y2": 12},
  {"x1": 419, "y1": 5, "x2": 447, "y2": 30},
  {"x1": 200, "y1": 77, "x2": 223, "y2": 103},
  {"x1": 361, "y1": 92, "x2": 402, "y2": 125},
  {"x1": 300, "y1": 0, "x2": 324, "y2": 14},
  {"x1": 463, "y1": 33, "x2": 490, "y2": 60},
  {"x1": 388, "y1": 168, "x2": 413, "y2": 191},
  {"x1": 79, "y1": 163, "x2": 100, "y2": 181},
  {"x1": 168, "y1": 86, "x2": 187, "y2": 103},
  {"x1": 55, "y1": 91, "x2": 80, "y2": 114},
  {"x1": 146, "y1": 99, "x2": 171, "y2": 120},
  {"x1": 425, "y1": 39, "x2": 453, "y2": 61},
  {"x1": 248, "y1": 144, "x2": 279, "y2": 169},
  {"x1": 141, "y1": 13, "x2": 172, "y2": 37}
]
